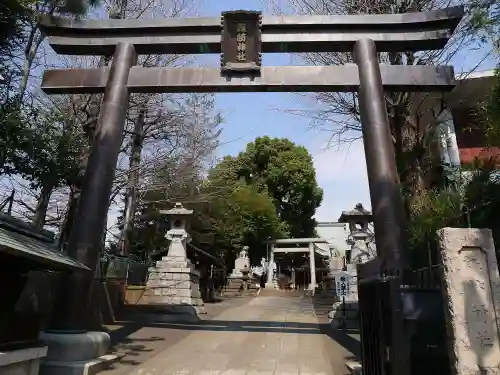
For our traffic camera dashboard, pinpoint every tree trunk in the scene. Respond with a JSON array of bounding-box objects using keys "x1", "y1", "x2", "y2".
[
  {"x1": 386, "y1": 86, "x2": 427, "y2": 217},
  {"x1": 33, "y1": 183, "x2": 54, "y2": 228},
  {"x1": 388, "y1": 102, "x2": 410, "y2": 216},
  {"x1": 58, "y1": 116, "x2": 92, "y2": 250},
  {"x1": 400, "y1": 115, "x2": 427, "y2": 211},
  {"x1": 18, "y1": 24, "x2": 46, "y2": 103},
  {"x1": 119, "y1": 104, "x2": 145, "y2": 255},
  {"x1": 19, "y1": 25, "x2": 50, "y2": 227},
  {"x1": 58, "y1": 186, "x2": 81, "y2": 251}
]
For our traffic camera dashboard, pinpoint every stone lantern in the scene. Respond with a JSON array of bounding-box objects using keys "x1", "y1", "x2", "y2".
[
  {"x1": 143, "y1": 202, "x2": 205, "y2": 318},
  {"x1": 160, "y1": 202, "x2": 193, "y2": 259},
  {"x1": 338, "y1": 203, "x2": 374, "y2": 266}
]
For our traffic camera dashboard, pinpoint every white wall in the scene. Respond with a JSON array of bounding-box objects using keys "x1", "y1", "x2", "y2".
[{"x1": 315, "y1": 222, "x2": 350, "y2": 257}]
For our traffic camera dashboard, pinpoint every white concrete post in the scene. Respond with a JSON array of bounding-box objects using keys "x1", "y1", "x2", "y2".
[
  {"x1": 309, "y1": 242, "x2": 316, "y2": 290},
  {"x1": 437, "y1": 109, "x2": 461, "y2": 168}
]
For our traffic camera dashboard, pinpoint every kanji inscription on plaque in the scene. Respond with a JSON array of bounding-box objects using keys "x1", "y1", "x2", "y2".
[{"x1": 221, "y1": 10, "x2": 262, "y2": 73}]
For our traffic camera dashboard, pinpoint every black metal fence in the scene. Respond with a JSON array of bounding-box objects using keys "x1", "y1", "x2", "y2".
[
  {"x1": 99, "y1": 255, "x2": 150, "y2": 285},
  {"x1": 357, "y1": 259, "x2": 449, "y2": 375}
]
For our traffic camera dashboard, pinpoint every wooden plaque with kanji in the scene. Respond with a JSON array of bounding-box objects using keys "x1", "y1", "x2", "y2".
[{"x1": 221, "y1": 10, "x2": 262, "y2": 73}]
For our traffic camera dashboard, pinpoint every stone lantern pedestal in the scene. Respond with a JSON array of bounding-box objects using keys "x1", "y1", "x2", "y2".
[{"x1": 141, "y1": 203, "x2": 205, "y2": 321}]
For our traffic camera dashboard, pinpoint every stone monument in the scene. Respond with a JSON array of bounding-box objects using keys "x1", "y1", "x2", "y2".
[
  {"x1": 230, "y1": 246, "x2": 250, "y2": 278},
  {"x1": 226, "y1": 246, "x2": 255, "y2": 293},
  {"x1": 329, "y1": 203, "x2": 374, "y2": 328},
  {"x1": 142, "y1": 202, "x2": 205, "y2": 319},
  {"x1": 322, "y1": 247, "x2": 344, "y2": 293},
  {"x1": 438, "y1": 227, "x2": 500, "y2": 375},
  {"x1": 271, "y1": 261, "x2": 278, "y2": 289}
]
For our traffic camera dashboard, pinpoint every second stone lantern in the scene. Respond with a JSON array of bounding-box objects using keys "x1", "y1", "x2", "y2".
[{"x1": 142, "y1": 202, "x2": 205, "y2": 319}]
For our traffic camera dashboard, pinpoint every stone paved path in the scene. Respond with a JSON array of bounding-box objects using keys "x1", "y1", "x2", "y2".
[{"x1": 105, "y1": 296, "x2": 356, "y2": 375}]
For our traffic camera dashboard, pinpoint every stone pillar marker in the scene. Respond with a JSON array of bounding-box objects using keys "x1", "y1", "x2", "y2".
[
  {"x1": 266, "y1": 244, "x2": 275, "y2": 288},
  {"x1": 329, "y1": 203, "x2": 375, "y2": 327},
  {"x1": 142, "y1": 202, "x2": 205, "y2": 319},
  {"x1": 230, "y1": 246, "x2": 250, "y2": 278},
  {"x1": 323, "y1": 249, "x2": 344, "y2": 294},
  {"x1": 309, "y1": 241, "x2": 317, "y2": 291},
  {"x1": 438, "y1": 227, "x2": 500, "y2": 374}
]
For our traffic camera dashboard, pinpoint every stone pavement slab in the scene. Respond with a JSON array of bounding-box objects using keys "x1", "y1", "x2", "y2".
[{"x1": 102, "y1": 296, "x2": 357, "y2": 375}]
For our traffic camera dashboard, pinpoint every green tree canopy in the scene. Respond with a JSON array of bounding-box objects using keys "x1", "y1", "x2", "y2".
[
  {"x1": 109, "y1": 137, "x2": 321, "y2": 269},
  {"x1": 15, "y1": 109, "x2": 85, "y2": 189},
  {"x1": 1, "y1": 0, "x2": 101, "y2": 59},
  {"x1": 484, "y1": 68, "x2": 500, "y2": 145},
  {"x1": 118, "y1": 163, "x2": 288, "y2": 267},
  {"x1": 469, "y1": 0, "x2": 499, "y2": 47},
  {"x1": 0, "y1": 98, "x2": 26, "y2": 175},
  {"x1": 203, "y1": 181, "x2": 289, "y2": 265},
  {"x1": 0, "y1": 0, "x2": 26, "y2": 56},
  {"x1": 407, "y1": 157, "x2": 500, "y2": 268},
  {"x1": 213, "y1": 137, "x2": 323, "y2": 238}
]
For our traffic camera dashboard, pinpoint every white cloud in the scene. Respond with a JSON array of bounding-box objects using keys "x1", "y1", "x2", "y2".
[{"x1": 309, "y1": 139, "x2": 371, "y2": 222}]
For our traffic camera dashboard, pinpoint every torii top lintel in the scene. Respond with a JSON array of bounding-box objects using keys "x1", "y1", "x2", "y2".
[{"x1": 37, "y1": 6, "x2": 464, "y2": 56}]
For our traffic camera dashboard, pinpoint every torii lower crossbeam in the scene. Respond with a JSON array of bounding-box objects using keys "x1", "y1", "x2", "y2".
[{"x1": 41, "y1": 65, "x2": 455, "y2": 94}]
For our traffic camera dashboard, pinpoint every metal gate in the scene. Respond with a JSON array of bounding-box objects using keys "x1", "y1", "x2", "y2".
[
  {"x1": 357, "y1": 272, "x2": 387, "y2": 375},
  {"x1": 357, "y1": 260, "x2": 450, "y2": 375}
]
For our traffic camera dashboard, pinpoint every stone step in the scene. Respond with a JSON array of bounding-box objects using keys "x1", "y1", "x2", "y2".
[
  {"x1": 346, "y1": 361, "x2": 362, "y2": 375},
  {"x1": 226, "y1": 283, "x2": 259, "y2": 291},
  {"x1": 222, "y1": 284, "x2": 260, "y2": 297},
  {"x1": 258, "y1": 288, "x2": 305, "y2": 297},
  {"x1": 222, "y1": 292, "x2": 256, "y2": 298},
  {"x1": 225, "y1": 284, "x2": 259, "y2": 291}
]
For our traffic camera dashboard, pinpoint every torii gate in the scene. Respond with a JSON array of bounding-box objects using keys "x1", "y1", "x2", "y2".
[
  {"x1": 36, "y1": 7, "x2": 463, "y2": 374},
  {"x1": 265, "y1": 238, "x2": 336, "y2": 290}
]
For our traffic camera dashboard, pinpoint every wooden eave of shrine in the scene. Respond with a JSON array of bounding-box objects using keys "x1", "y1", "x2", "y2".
[{"x1": 0, "y1": 213, "x2": 89, "y2": 271}]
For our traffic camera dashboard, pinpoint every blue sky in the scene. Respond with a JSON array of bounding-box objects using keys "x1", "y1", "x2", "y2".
[{"x1": 191, "y1": 0, "x2": 498, "y2": 222}]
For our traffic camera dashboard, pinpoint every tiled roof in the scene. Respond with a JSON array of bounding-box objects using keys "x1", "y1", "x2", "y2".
[
  {"x1": 0, "y1": 213, "x2": 89, "y2": 271},
  {"x1": 459, "y1": 147, "x2": 500, "y2": 165}
]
